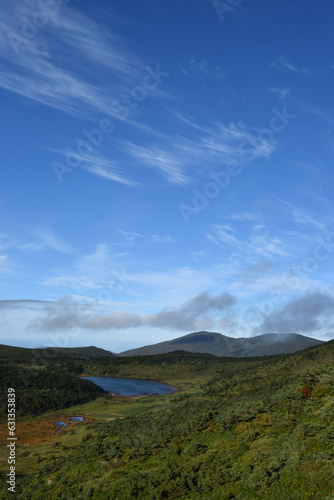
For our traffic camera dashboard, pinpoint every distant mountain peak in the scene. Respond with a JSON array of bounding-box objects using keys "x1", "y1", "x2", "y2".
[{"x1": 119, "y1": 331, "x2": 323, "y2": 358}]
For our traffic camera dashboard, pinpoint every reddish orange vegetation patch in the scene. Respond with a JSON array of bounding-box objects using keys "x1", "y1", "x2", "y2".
[{"x1": 0, "y1": 414, "x2": 94, "y2": 447}]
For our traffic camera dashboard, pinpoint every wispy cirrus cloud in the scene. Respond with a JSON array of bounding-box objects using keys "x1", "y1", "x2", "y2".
[
  {"x1": 2, "y1": 223, "x2": 74, "y2": 256},
  {"x1": 174, "y1": 113, "x2": 278, "y2": 163},
  {"x1": 120, "y1": 141, "x2": 191, "y2": 185},
  {"x1": 119, "y1": 117, "x2": 277, "y2": 186},
  {"x1": 276, "y1": 198, "x2": 328, "y2": 232},
  {"x1": 288, "y1": 97, "x2": 334, "y2": 127},
  {"x1": 180, "y1": 56, "x2": 226, "y2": 79},
  {"x1": 0, "y1": 254, "x2": 9, "y2": 274},
  {"x1": 270, "y1": 55, "x2": 315, "y2": 76},
  {"x1": 201, "y1": 121, "x2": 276, "y2": 160},
  {"x1": 42, "y1": 276, "x2": 102, "y2": 291},
  {"x1": 28, "y1": 227, "x2": 74, "y2": 254},
  {"x1": 221, "y1": 211, "x2": 262, "y2": 223},
  {"x1": 0, "y1": 1, "x2": 149, "y2": 119},
  {"x1": 41, "y1": 243, "x2": 127, "y2": 292},
  {"x1": 206, "y1": 201, "x2": 334, "y2": 297},
  {"x1": 50, "y1": 147, "x2": 137, "y2": 186},
  {"x1": 40, "y1": 241, "x2": 170, "y2": 300},
  {"x1": 207, "y1": 223, "x2": 288, "y2": 260},
  {"x1": 116, "y1": 231, "x2": 174, "y2": 247},
  {"x1": 150, "y1": 234, "x2": 174, "y2": 244}
]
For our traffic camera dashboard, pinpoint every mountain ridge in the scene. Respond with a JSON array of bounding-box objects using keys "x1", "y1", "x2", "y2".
[{"x1": 118, "y1": 331, "x2": 323, "y2": 357}]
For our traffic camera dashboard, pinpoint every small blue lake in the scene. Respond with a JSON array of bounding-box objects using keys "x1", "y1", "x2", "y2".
[{"x1": 81, "y1": 376, "x2": 177, "y2": 396}]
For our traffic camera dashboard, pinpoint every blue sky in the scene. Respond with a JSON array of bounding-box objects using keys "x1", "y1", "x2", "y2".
[{"x1": 1, "y1": 0, "x2": 334, "y2": 352}]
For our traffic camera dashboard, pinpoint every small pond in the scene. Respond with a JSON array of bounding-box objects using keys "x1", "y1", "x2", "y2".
[
  {"x1": 53, "y1": 421, "x2": 67, "y2": 428},
  {"x1": 81, "y1": 376, "x2": 177, "y2": 396},
  {"x1": 52, "y1": 418, "x2": 84, "y2": 433}
]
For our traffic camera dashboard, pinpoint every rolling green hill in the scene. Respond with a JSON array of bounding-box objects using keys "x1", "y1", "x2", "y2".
[{"x1": 0, "y1": 344, "x2": 115, "y2": 364}]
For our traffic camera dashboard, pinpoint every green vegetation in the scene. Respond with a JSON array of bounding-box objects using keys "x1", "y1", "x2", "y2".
[
  {"x1": 0, "y1": 341, "x2": 334, "y2": 498},
  {"x1": 0, "y1": 366, "x2": 104, "y2": 418},
  {"x1": 0, "y1": 344, "x2": 114, "y2": 364}
]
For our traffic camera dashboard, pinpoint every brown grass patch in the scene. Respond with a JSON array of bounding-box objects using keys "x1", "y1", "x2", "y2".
[{"x1": 0, "y1": 414, "x2": 94, "y2": 447}]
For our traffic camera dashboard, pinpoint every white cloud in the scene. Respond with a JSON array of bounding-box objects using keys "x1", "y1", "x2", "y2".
[
  {"x1": 149, "y1": 234, "x2": 174, "y2": 244},
  {"x1": 28, "y1": 291, "x2": 236, "y2": 333},
  {"x1": 255, "y1": 293, "x2": 334, "y2": 334}
]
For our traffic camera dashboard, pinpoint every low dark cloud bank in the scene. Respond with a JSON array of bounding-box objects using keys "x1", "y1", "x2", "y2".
[
  {"x1": 258, "y1": 293, "x2": 334, "y2": 334},
  {"x1": 29, "y1": 291, "x2": 236, "y2": 332}
]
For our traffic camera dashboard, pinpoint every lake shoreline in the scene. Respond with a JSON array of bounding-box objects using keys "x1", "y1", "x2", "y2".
[
  {"x1": 79, "y1": 374, "x2": 175, "y2": 384},
  {"x1": 80, "y1": 375, "x2": 178, "y2": 397}
]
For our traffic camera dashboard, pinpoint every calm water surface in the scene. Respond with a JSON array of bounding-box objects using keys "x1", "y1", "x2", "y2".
[{"x1": 82, "y1": 376, "x2": 177, "y2": 396}]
